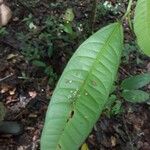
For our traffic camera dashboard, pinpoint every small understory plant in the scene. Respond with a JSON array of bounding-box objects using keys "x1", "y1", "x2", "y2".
[
  {"x1": 41, "y1": 0, "x2": 150, "y2": 149},
  {"x1": 121, "y1": 73, "x2": 150, "y2": 103}
]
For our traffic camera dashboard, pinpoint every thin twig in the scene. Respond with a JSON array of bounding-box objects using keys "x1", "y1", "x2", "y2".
[
  {"x1": 0, "y1": 74, "x2": 14, "y2": 82},
  {"x1": 122, "y1": 0, "x2": 133, "y2": 30},
  {"x1": 90, "y1": 0, "x2": 98, "y2": 33},
  {"x1": 122, "y1": 0, "x2": 133, "y2": 20},
  {"x1": 119, "y1": 66, "x2": 131, "y2": 76}
]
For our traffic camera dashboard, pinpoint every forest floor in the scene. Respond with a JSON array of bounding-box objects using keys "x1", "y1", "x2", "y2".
[{"x1": 0, "y1": 0, "x2": 150, "y2": 150}]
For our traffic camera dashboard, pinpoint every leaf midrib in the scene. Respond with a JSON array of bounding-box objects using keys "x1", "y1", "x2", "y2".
[{"x1": 55, "y1": 23, "x2": 121, "y2": 149}]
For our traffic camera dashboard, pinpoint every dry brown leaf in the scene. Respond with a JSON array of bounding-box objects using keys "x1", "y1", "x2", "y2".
[
  {"x1": 9, "y1": 88, "x2": 16, "y2": 95},
  {"x1": 7, "y1": 54, "x2": 18, "y2": 60},
  {"x1": 111, "y1": 136, "x2": 117, "y2": 147},
  {"x1": 12, "y1": 17, "x2": 19, "y2": 22},
  {"x1": 6, "y1": 96, "x2": 18, "y2": 104},
  {"x1": 0, "y1": 84, "x2": 10, "y2": 93}
]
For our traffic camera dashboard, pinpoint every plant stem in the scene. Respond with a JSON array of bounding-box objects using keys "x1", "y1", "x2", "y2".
[
  {"x1": 122, "y1": 0, "x2": 133, "y2": 30},
  {"x1": 122, "y1": 0, "x2": 133, "y2": 20},
  {"x1": 90, "y1": 0, "x2": 98, "y2": 33}
]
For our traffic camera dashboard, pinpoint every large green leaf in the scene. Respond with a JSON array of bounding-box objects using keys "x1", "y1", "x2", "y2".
[
  {"x1": 134, "y1": 0, "x2": 150, "y2": 56},
  {"x1": 122, "y1": 90, "x2": 149, "y2": 103},
  {"x1": 41, "y1": 22, "x2": 123, "y2": 150},
  {"x1": 121, "y1": 72, "x2": 150, "y2": 90}
]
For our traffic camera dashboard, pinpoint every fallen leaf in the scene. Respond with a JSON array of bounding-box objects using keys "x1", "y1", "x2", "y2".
[
  {"x1": 0, "y1": 84, "x2": 10, "y2": 93},
  {"x1": 13, "y1": 17, "x2": 19, "y2": 22},
  {"x1": 111, "y1": 136, "x2": 117, "y2": 147},
  {"x1": 7, "y1": 54, "x2": 18, "y2": 60},
  {"x1": 9, "y1": 88, "x2": 16, "y2": 95}
]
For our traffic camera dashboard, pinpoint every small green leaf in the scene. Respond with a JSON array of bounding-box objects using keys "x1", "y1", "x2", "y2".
[
  {"x1": 63, "y1": 23, "x2": 73, "y2": 34},
  {"x1": 0, "y1": 27, "x2": 8, "y2": 37},
  {"x1": 121, "y1": 73, "x2": 150, "y2": 90},
  {"x1": 122, "y1": 90, "x2": 149, "y2": 103},
  {"x1": 106, "y1": 95, "x2": 116, "y2": 107},
  {"x1": 29, "y1": 22, "x2": 37, "y2": 30},
  {"x1": 64, "y1": 8, "x2": 74, "y2": 22},
  {"x1": 47, "y1": 42, "x2": 53, "y2": 57},
  {"x1": 81, "y1": 143, "x2": 89, "y2": 150},
  {"x1": 32, "y1": 60, "x2": 46, "y2": 67},
  {"x1": 111, "y1": 100, "x2": 123, "y2": 115}
]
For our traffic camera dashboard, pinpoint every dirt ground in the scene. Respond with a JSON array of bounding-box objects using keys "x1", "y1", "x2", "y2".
[{"x1": 0, "y1": 0, "x2": 150, "y2": 150}]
